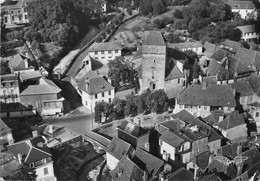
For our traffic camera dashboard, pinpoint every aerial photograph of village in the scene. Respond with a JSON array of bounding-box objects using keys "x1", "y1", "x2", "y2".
[{"x1": 0, "y1": 0, "x2": 260, "y2": 180}]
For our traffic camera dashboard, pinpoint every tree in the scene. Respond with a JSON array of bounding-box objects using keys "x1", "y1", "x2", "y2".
[
  {"x1": 140, "y1": 0, "x2": 153, "y2": 15},
  {"x1": 174, "y1": 9, "x2": 183, "y2": 19},
  {"x1": 153, "y1": 18, "x2": 162, "y2": 28},
  {"x1": 4, "y1": 166, "x2": 37, "y2": 181},
  {"x1": 192, "y1": 58, "x2": 199, "y2": 79},
  {"x1": 0, "y1": 60, "x2": 11, "y2": 75},
  {"x1": 152, "y1": 0, "x2": 166, "y2": 16},
  {"x1": 148, "y1": 89, "x2": 168, "y2": 113},
  {"x1": 228, "y1": 28, "x2": 242, "y2": 41},
  {"x1": 94, "y1": 102, "x2": 103, "y2": 123},
  {"x1": 112, "y1": 98, "x2": 126, "y2": 118}
]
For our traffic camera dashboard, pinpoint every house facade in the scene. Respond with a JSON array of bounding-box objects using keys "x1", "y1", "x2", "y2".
[
  {"x1": 7, "y1": 136, "x2": 57, "y2": 181},
  {"x1": 237, "y1": 25, "x2": 260, "y2": 42},
  {"x1": 88, "y1": 42, "x2": 122, "y2": 65},
  {"x1": 167, "y1": 41, "x2": 203, "y2": 55},
  {"x1": 174, "y1": 83, "x2": 236, "y2": 118},
  {"x1": 19, "y1": 78, "x2": 64, "y2": 116},
  {"x1": 229, "y1": 0, "x2": 256, "y2": 19},
  {"x1": 1, "y1": 0, "x2": 29, "y2": 27}
]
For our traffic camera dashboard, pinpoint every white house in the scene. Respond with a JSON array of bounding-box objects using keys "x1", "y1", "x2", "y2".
[
  {"x1": 237, "y1": 25, "x2": 260, "y2": 42},
  {"x1": 214, "y1": 111, "x2": 247, "y2": 141},
  {"x1": 73, "y1": 70, "x2": 115, "y2": 111},
  {"x1": 1, "y1": 0, "x2": 29, "y2": 27},
  {"x1": 174, "y1": 83, "x2": 236, "y2": 118},
  {"x1": 229, "y1": 0, "x2": 256, "y2": 19},
  {"x1": 249, "y1": 102, "x2": 260, "y2": 132},
  {"x1": 106, "y1": 136, "x2": 134, "y2": 170},
  {"x1": 88, "y1": 42, "x2": 122, "y2": 65},
  {"x1": 167, "y1": 41, "x2": 203, "y2": 55},
  {"x1": 7, "y1": 136, "x2": 57, "y2": 181}
]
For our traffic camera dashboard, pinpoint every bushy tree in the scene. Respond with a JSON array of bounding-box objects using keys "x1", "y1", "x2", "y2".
[
  {"x1": 174, "y1": 9, "x2": 183, "y2": 19},
  {"x1": 228, "y1": 28, "x2": 242, "y2": 41},
  {"x1": 1, "y1": 60, "x2": 11, "y2": 75},
  {"x1": 152, "y1": 0, "x2": 166, "y2": 16}
]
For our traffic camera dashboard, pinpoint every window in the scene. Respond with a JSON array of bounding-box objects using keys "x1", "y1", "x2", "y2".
[
  {"x1": 24, "y1": 8, "x2": 27, "y2": 12},
  {"x1": 256, "y1": 112, "x2": 259, "y2": 117},
  {"x1": 29, "y1": 163, "x2": 34, "y2": 168},
  {"x1": 108, "y1": 50, "x2": 112, "y2": 54},
  {"x1": 108, "y1": 90, "x2": 111, "y2": 95},
  {"x1": 95, "y1": 51, "x2": 98, "y2": 55},
  {"x1": 95, "y1": 57, "x2": 98, "y2": 59},
  {"x1": 85, "y1": 101, "x2": 87, "y2": 106},
  {"x1": 25, "y1": 14, "x2": 28, "y2": 19},
  {"x1": 178, "y1": 78, "x2": 180, "y2": 84},
  {"x1": 95, "y1": 94, "x2": 98, "y2": 99},
  {"x1": 19, "y1": 15, "x2": 22, "y2": 20},
  {"x1": 18, "y1": 10, "x2": 20, "y2": 13},
  {"x1": 44, "y1": 167, "x2": 48, "y2": 175},
  {"x1": 204, "y1": 106, "x2": 207, "y2": 110},
  {"x1": 115, "y1": 50, "x2": 118, "y2": 53},
  {"x1": 227, "y1": 107, "x2": 231, "y2": 111},
  {"x1": 101, "y1": 57, "x2": 105, "y2": 59},
  {"x1": 11, "y1": 11, "x2": 13, "y2": 14},
  {"x1": 102, "y1": 92, "x2": 104, "y2": 97},
  {"x1": 249, "y1": 96, "x2": 253, "y2": 101},
  {"x1": 3, "y1": 90, "x2": 7, "y2": 95},
  {"x1": 101, "y1": 51, "x2": 104, "y2": 54},
  {"x1": 12, "y1": 16, "x2": 14, "y2": 21},
  {"x1": 5, "y1": 17, "x2": 7, "y2": 23},
  {"x1": 109, "y1": 98, "x2": 111, "y2": 103}
]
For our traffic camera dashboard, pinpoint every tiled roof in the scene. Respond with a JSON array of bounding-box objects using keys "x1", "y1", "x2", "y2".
[
  {"x1": 117, "y1": 120, "x2": 148, "y2": 138},
  {"x1": 77, "y1": 70, "x2": 114, "y2": 95},
  {"x1": 167, "y1": 48, "x2": 187, "y2": 61},
  {"x1": 167, "y1": 168, "x2": 194, "y2": 181},
  {"x1": 106, "y1": 137, "x2": 132, "y2": 160},
  {"x1": 235, "y1": 48, "x2": 260, "y2": 71},
  {"x1": 204, "y1": 41, "x2": 220, "y2": 58},
  {"x1": 211, "y1": 49, "x2": 232, "y2": 62},
  {"x1": 157, "y1": 118, "x2": 185, "y2": 133},
  {"x1": 143, "y1": 31, "x2": 165, "y2": 46},
  {"x1": 177, "y1": 84, "x2": 236, "y2": 107},
  {"x1": 229, "y1": 0, "x2": 255, "y2": 9},
  {"x1": 198, "y1": 173, "x2": 223, "y2": 181},
  {"x1": 247, "y1": 74, "x2": 260, "y2": 95},
  {"x1": 168, "y1": 41, "x2": 202, "y2": 49},
  {"x1": 202, "y1": 76, "x2": 217, "y2": 84},
  {"x1": 19, "y1": 71, "x2": 42, "y2": 81},
  {"x1": 237, "y1": 25, "x2": 259, "y2": 33},
  {"x1": 20, "y1": 78, "x2": 61, "y2": 95},
  {"x1": 132, "y1": 148, "x2": 164, "y2": 177},
  {"x1": 227, "y1": 55, "x2": 254, "y2": 76},
  {"x1": 208, "y1": 128, "x2": 223, "y2": 142},
  {"x1": 7, "y1": 136, "x2": 51, "y2": 164},
  {"x1": 0, "y1": 118, "x2": 12, "y2": 134},
  {"x1": 208, "y1": 159, "x2": 237, "y2": 180},
  {"x1": 159, "y1": 130, "x2": 186, "y2": 147},
  {"x1": 88, "y1": 42, "x2": 122, "y2": 52},
  {"x1": 221, "y1": 39, "x2": 244, "y2": 53},
  {"x1": 217, "y1": 143, "x2": 240, "y2": 159},
  {"x1": 111, "y1": 155, "x2": 144, "y2": 181},
  {"x1": 1, "y1": 0, "x2": 27, "y2": 10},
  {"x1": 231, "y1": 80, "x2": 254, "y2": 96},
  {"x1": 195, "y1": 151, "x2": 211, "y2": 170},
  {"x1": 215, "y1": 111, "x2": 245, "y2": 130},
  {"x1": 165, "y1": 65, "x2": 184, "y2": 80},
  {"x1": 203, "y1": 111, "x2": 226, "y2": 126},
  {"x1": 207, "y1": 58, "x2": 232, "y2": 80},
  {"x1": 240, "y1": 147, "x2": 260, "y2": 174}
]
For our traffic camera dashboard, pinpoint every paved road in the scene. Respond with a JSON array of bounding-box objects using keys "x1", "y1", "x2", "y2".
[{"x1": 44, "y1": 114, "x2": 95, "y2": 136}]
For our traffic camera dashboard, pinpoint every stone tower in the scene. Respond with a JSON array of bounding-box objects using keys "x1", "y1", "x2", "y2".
[{"x1": 141, "y1": 31, "x2": 166, "y2": 91}]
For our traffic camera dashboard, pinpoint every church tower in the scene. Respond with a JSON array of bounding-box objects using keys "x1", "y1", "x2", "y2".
[{"x1": 141, "y1": 31, "x2": 166, "y2": 91}]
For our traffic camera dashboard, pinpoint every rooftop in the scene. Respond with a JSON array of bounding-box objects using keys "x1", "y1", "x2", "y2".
[
  {"x1": 7, "y1": 136, "x2": 51, "y2": 164},
  {"x1": 237, "y1": 25, "x2": 259, "y2": 34},
  {"x1": 167, "y1": 41, "x2": 203, "y2": 49},
  {"x1": 19, "y1": 71, "x2": 42, "y2": 81},
  {"x1": 231, "y1": 80, "x2": 254, "y2": 96},
  {"x1": 0, "y1": 118, "x2": 12, "y2": 135},
  {"x1": 235, "y1": 48, "x2": 260, "y2": 71},
  {"x1": 88, "y1": 42, "x2": 122, "y2": 52},
  {"x1": 0, "y1": 74, "x2": 18, "y2": 82},
  {"x1": 142, "y1": 31, "x2": 165, "y2": 46},
  {"x1": 77, "y1": 70, "x2": 114, "y2": 95},
  {"x1": 229, "y1": 0, "x2": 255, "y2": 9},
  {"x1": 20, "y1": 78, "x2": 61, "y2": 95},
  {"x1": 166, "y1": 168, "x2": 194, "y2": 181},
  {"x1": 117, "y1": 120, "x2": 149, "y2": 138},
  {"x1": 194, "y1": 151, "x2": 211, "y2": 170},
  {"x1": 177, "y1": 84, "x2": 236, "y2": 107},
  {"x1": 204, "y1": 41, "x2": 220, "y2": 58},
  {"x1": 132, "y1": 148, "x2": 164, "y2": 177},
  {"x1": 221, "y1": 39, "x2": 244, "y2": 53},
  {"x1": 247, "y1": 74, "x2": 260, "y2": 95},
  {"x1": 215, "y1": 111, "x2": 245, "y2": 130},
  {"x1": 165, "y1": 65, "x2": 184, "y2": 81},
  {"x1": 159, "y1": 130, "x2": 187, "y2": 147},
  {"x1": 106, "y1": 137, "x2": 132, "y2": 160}
]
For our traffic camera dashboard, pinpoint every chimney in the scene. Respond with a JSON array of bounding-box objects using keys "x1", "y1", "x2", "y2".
[
  {"x1": 202, "y1": 82, "x2": 207, "y2": 90},
  {"x1": 48, "y1": 125, "x2": 54, "y2": 134},
  {"x1": 32, "y1": 130, "x2": 38, "y2": 137},
  {"x1": 219, "y1": 115, "x2": 224, "y2": 122},
  {"x1": 237, "y1": 145, "x2": 242, "y2": 156},
  {"x1": 24, "y1": 59, "x2": 29, "y2": 69},
  {"x1": 86, "y1": 77, "x2": 90, "y2": 91}
]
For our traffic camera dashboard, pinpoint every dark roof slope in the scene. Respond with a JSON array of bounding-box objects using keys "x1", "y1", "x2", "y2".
[
  {"x1": 247, "y1": 74, "x2": 260, "y2": 95},
  {"x1": 231, "y1": 80, "x2": 254, "y2": 96},
  {"x1": 217, "y1": 143, "x2": 240, "y2": 159},
  {"x1": 0, "y1": 118, "x2": 12, "y2": 134},
  {"x1": 165, "y1": 65, "x2": 184, "y2": 80},
  {"x1": 235, "y1": 48, "x2": 260, "y2": 71},
  {"x1": 106, "y1": 137, "x2": 132, "y2": 160},
  {"x1": 117, "y1": 120, "x2": 148, "y2": 138},
  {"x1": 167, "y1": 168, "x2": 194, "y2": 181},
  {"x1": 143, "y1": 31, "x2": 165, "y2": 46},
  {"x1": 240, "y1": 147, "x2": 260, "y2": 174},
  {"x1": 195, "y1": 151, "x2": 211, "y2": 170},
  {"x1": 204, "y1": 41, "x2": 220, "y2": 58},
  {"x1": 88, "y1": 42, "x2": 122, "y2": 52},
  {"x1": 132, "y1": 148, "x2": 164, "y2": 177},
  {"x1": 229, "y1": 0, "x2": 255, "y2": 9},
  {"x1": 177, "y1": 84, "x2": 236, "y2": 107},
  {"x1": 111, "y1": 155, "x2": 144, "y2": 181},
  {"x1": 221, "y1": 39, "x2": 244, "y2": 53},
  {"x1": 215, "y1": 111, "x2": 245, "y2": 130},
  {"x1": 159, "y1": 130, "x2": 186, "y2": 147}
]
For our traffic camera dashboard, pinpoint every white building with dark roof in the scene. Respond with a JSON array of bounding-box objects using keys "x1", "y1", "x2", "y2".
[
  {"x1": 228, "y1": 0, "x2": 256, "y2": 19},
  {"x1": 7, "y1": 136, "x2": 57, "y2": 181},
  {"x1": 174, "y1": 83, "x2": 236, "y2": 117},
  {"x1": 72, "y1": 70, "x2": 114, "y2": 111},
  {"x1": 88, "y1": 42, "x2": 122, "y2": 65},
  {"x1": 167, "y1": 41, "x2": 203, "y2": 55},
  {"x1": 237, "y1": 25, "x2": 260, "y2": 42}
]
